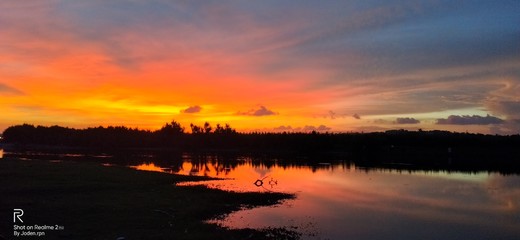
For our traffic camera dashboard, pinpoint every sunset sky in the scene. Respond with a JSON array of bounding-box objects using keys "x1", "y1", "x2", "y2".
[{"x1": 1, "y1": 1, "x2": 519, "y2": 134}]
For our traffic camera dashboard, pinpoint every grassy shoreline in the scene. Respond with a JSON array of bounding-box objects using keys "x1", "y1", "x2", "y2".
[{"x1": 0, "y1": 158, "x2": 297, "y2": 240}]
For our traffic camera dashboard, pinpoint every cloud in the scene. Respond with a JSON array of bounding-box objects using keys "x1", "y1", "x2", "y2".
[
  {"x1": 1, "y1": 1, "x2": 518, "y2": 135},
  {"x1": 373, "y1": 119, "x2": 392, "y2": 124},
  {"x1": 436, "y1": 115, "x2": 504, "y2": 125},
  {"x1": 0, "y1": 83, "x2": 23, "y2": 95},
  {"x1": 488, "y1": 100, "x2": 520, "y2": 119},
  {"x1": 395, "y1": 117, "x2": 420, "y2": 124},
  {"x1": 181, "y1": 105, "x2": 202, "y2": 113},
  {"x1": 328, "y1": 110, "x2": 336, "y2": 119},
  {"x1": 485, "y1": 81, "x2": 520, "y2": 134},
  {"x1": 274, "y1": 125, "x2": 292, "y2": 131},
  {"x1": 238, "y1": 105, "x2": 277, "y2": 116},
  {"x1": 273, "y1": 125, "x2": 331, "y2": 132},
  {"x1": 318, "y1": 125, "x2": 331, "y2": 131},
  {"x1": 303, "y1": 125, "x2": 331, "y2": 132}
]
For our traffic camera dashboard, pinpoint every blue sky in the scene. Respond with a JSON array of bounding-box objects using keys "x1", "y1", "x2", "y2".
[{"x1": 0, "y1": 0, "x2": 519, "y2": 134}]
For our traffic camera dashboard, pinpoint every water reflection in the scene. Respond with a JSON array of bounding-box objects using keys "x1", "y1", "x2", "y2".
[
  {"x1": 3, "y1": 150, "x2": 520, "y2": 239},
  {"x1": 168, "y1": 159, "x2": 520, "y2": 240},
  {"x1": 131, "y1": 163, "x2": 173, "y2": 173},
  {"x1": 0, "y1": 149, "x2": 3, "y2": 159}
]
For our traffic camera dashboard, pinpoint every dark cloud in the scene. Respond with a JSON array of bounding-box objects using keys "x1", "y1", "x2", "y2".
[
  {"x1": 436, "y1": 115, "x2": 504, "y2": 125},
  {"x1": 238, "y1": 105, "x2": 277, "y2": 116},
  {"x1": 181, "y1": 105, "x2": 202, "y2": 113},
  {"x1": 395, "y1": 117, "x2": 420, "y2": 124},
  {"x1": 1, "y1": 1, "x2": 518, "y2": 134}
]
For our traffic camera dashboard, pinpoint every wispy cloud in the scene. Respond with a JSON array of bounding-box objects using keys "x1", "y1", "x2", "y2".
[
  {"x1": 0, "y1": 1, "x2": 518, "y2": 134},
  {"x1": 487, "y1": 100, "x2": 520, "y2": 121},
  {"x1": 274, "y1": 125, "x2": 293, "y2": 131},
  {"x1": 0, "y1": 83, "x2": 23, "y2": 95},
  {"x1": 373, "y1": 119, "x2": 391, "y2": 125},
  {"x1": 273, "y1": 124, "x2": 331, "y2": 132}
]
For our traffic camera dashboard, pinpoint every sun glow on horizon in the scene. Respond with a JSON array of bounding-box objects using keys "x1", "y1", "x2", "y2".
[{"x1": 0, "y1": 1, "x2": 518, "y2": 134}]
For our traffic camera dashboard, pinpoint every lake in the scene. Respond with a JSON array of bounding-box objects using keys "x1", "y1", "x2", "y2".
[
  {"x1": 137, "y1": 159, "x2": 520, "y2": 240},
  {"x1": 3, "y1": 150, "x2": 520, "y2": 239}
]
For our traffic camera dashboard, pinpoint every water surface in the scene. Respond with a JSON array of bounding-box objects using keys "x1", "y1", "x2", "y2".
[
  {"x1": 148, "y1": 161, "x2": 520, "y2": 239},
  {"x1": 130, "y1": 158, "x2": 520, "y2": 240},
  {"x1": 5, "y1": 151, "x2": 520, "y2": 239}
]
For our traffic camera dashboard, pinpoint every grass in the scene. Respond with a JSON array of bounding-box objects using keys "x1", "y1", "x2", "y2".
[{"x1": 0, "y1": 158, "x2": 297, "y2": 240}]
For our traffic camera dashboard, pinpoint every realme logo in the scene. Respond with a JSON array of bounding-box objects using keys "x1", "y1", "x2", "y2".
[{"x1": 13, "y1": 209, "x2": 24, "y2": 223}]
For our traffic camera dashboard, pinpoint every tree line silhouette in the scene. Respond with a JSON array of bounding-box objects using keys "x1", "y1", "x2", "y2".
[
  {"x1": 1, "y1": 121, "x2": 236, "y2": 149},
  {"x1": 2, "y1": 121, "x2": 519, "y2": 170}
]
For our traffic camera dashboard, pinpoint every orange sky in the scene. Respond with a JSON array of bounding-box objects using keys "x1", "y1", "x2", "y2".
[{"x1": 1, "y1": 1, "x2": 519, "y2": 134}]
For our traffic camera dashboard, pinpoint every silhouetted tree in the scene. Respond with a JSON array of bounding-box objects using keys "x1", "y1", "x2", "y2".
[
  {"x1": 214, "y1": 124, "x2": 237, "y2": 135},
  {"x1": 190, "y1": 123, "x2": 203, "y2": 134},
  {"x1": 157, "y1": 120, "x2": 185, "y2": 135},
  {"x1": 203, "y1": 122, "x2": 212, "y2": 134},
  {"x1": 2, "y1": 124, "x2": 38, "y2": 143},
  {"x1": 2, "y1": 121, "x2": 520, "y2": 173}
]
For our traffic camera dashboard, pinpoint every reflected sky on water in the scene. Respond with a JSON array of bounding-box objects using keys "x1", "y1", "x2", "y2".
[
  {"x1": 130, "y1": 162, "x2": 174, "y2": 174},
  {"x1": 5, "y1": 150, "x2": 520, "y2": 239},
  {"x1": 131, "y1": 158, "x2": 520, "y2": 240}
]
